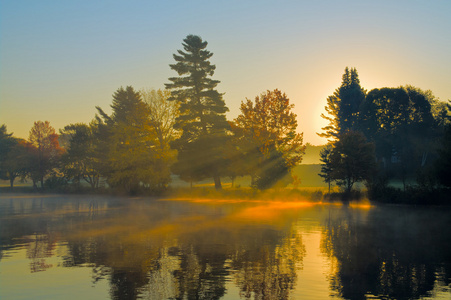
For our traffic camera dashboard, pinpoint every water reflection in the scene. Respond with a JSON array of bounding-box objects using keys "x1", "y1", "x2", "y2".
[
  {"x1": 321, "y1": 205, "x2": 451, "y2": 300},
  {"x1": 0, "y1": 195, "x2": 450, "y2": 299}
]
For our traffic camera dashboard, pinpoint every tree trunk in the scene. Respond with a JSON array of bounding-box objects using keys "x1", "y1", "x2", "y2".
[
  {"x1": 401, "y1": 165, "x2": 407, "y2": 192},
  {"x1": 421, "y1": 152, "x2": 428, "y2": 167},
  {"x1": 346, "y1": 178, "x2": 353, "y2": 195},
  {"x1": 213, "y1": 175, "x2": 222, "y2": 190},
  {"x1": 9, "y1": 177, "x2": 14, "y2": 189}
]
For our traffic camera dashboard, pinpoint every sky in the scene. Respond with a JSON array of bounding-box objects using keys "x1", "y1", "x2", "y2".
[{"x1": 1, "y1": 0, "x2": 450, "y2": 145}]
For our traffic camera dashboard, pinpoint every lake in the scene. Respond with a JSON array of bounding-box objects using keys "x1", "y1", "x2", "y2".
[{"x1": 0, "y1": 194, "x2": 450, "y2": 300}]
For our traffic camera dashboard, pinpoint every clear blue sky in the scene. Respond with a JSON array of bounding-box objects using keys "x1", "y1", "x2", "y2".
[{"x1": 1, "y1": 0, "x2": 450, "y2": 145}]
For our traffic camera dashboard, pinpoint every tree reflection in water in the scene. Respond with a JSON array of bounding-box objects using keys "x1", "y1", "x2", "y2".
[
  {"x1": 1, "y1": 196, "x2": 450, "y2": 299},
  {"x1": 76, "y1": 201, "x2": 306, "y2": 300},
  {"x1": 0, "y1": 196, "x2": 306, "y2": 299},
  {"x1": 321, "y1": 205, "x2": 451, "y2": 300}
]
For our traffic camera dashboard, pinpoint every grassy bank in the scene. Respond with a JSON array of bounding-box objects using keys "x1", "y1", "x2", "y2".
[{"x1": 2, "y1": 164, "x2": 450, "y2": 205}]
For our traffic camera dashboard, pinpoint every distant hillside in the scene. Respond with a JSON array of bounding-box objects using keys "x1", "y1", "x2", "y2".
[{"x1": 301, "y1": 143, "x2": 327, "y2": 164}]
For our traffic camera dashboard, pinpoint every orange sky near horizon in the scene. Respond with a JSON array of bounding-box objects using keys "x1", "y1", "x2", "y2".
[{"x1": 1, "y1": 1, "x2": 450, "y2": 145}]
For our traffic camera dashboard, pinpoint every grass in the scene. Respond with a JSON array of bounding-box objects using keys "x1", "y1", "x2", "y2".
[{"x1": 3, "y1": 164, "x2": 449, "y2": 205}]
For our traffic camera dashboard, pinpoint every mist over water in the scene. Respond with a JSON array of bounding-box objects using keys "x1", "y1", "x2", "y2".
[{"x1": 0, "y1": 195, "x2": 450, "y2": 299}]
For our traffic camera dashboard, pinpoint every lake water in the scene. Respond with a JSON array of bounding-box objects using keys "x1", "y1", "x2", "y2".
[{"x1": 0, "y1": 194, "x2": 450, "y2": 300}]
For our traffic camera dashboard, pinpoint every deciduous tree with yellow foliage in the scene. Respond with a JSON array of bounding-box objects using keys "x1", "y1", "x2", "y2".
[{"x1": 232, "y1": 89, "x2": 305, "y2": 189}]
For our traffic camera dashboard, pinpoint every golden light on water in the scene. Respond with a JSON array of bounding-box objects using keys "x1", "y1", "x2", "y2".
[
  {"x1": 348, "y1": 202, "x2": 373, "y2": 210},
  {"x1": 2, "y1": 196, "x2": 450, "y2": 299}
]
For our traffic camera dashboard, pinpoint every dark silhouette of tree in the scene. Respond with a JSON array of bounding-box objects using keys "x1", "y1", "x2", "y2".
[
  {"x1": 402, "y1": 86, "x2": 443, "y2": 174},
  {"x1": 318, "y1": 144, "x2": 334, "y2": 193},
  {"x1": 232, "y1": 89, "x2": 305, "y2": 189},
  {"x1": 429, "y1": 97, "x2": 451, "y2": 128},
  {"x1": 0, "y1": 125, "x2": 40, "y2": 189},
  {"x1": 319, "y1": 67, "x2": 365, "y2": 139},
  {"x1": 0, "y1": 125, "x2": 16, "y2": 185},
  {"x1": 359, "y1": 86, "x2": 439, "y2": 189},
  {"x1": 436, "y1": 122, "x2": 451, "y2": 188},
  {"x1": 28, "y1": 121, "x2": 64, "y2": 188},
  {"x1": 60, "y1": 123, "x2": 100, "y2": 189},
  {"x1": 2, "y1": 139, "x2": 32, "y2": 188},
  {"x1": 0, "y1": 125, "x2": 14, "y2": 158},
  {"x1": 329, "y1": 131, "x2": 376, "y2": 194},
  {"x1": 165, "y1": 34, "x2": 230, "y2": 190},
  {"x1": 0, "y1": 126, "x2": 31, "y2": 188},
  {"x1": 321, "y1": 206, "x2": 451, "y2": 300},
  {"x1": 359, "y1": 87, "x2": 411, "y2": 175}
]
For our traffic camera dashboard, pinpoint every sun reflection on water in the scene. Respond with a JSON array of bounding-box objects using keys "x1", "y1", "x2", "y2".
[{"x1": 1, "y1": 195, "x2": 450, "y2": 299}]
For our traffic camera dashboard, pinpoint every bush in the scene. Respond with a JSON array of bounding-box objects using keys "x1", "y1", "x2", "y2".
[
  {"x1": 44, "y1": 176, "x2": 68, "y2": 190},
  {"x1": 368, "y1": 182, "x2": 451, "y2": 205},
  {"x1": 310, "y1": 190, "x2": 323, "y2": 201}
]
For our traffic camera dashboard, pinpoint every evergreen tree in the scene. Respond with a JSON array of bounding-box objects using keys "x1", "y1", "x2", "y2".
[
  {"x1": 329, "y1": 131, "x2": 376, "y2": 194},
  {"x1": 165, "y1": 35, "x2": 230, "y2": 189},
  {"x1": 96, "y1": 86, "x2": 173, "y2": 193},
  {"x1": 340, "y1": 68, "x2": 366, "y2": 131},
  {"x1": 0, "y1": 125, "x2": 15, "y2": 180},
  {"x1": 318, "y1": 144, "x2": 334, "y2": 193},
  {"x1": 319, "y1": 67, "x2": 366, "y2": 139}
]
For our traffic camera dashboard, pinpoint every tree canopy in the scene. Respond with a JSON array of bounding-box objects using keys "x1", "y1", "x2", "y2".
[
  {"x1": 166, "y1": 34, "x2": 230, "y2": 189},
  {"x1": 317, "y1": 67, "x2": 451, "y2": 194},
  {"x1": 1, "y1": 49, "x2": 450, "y2": 201},
  {"x1": 319, "y1": 67, "x2": 365, "y2": 139},
  {"x1": 0, "y1": 125, "x2": 27, "y2": 188},
  {"x1": 60, "y1": 123, "x2": 100, "y2": 188},
  {"x1": 328, "y1": 131, "x2": 376, "y2": 194},
  {"x1": 232, "y1": 89, "x2": 305, "y2": 189},
  {"x1": 0, "y1": 125, "x2": 15, "y2": 180},
  {"x1": 95, "y1": 86, "x2": 173, "y2": 193},
  {"x1": 28, "y1": 121, "x2": 64, "y2": 188}
]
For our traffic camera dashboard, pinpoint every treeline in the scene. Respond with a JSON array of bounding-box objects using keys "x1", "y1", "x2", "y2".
[
  {"x1": 0, "y1": 35, "x2": 305, "y2": 194},
  {"x1": 1, "y1": 35, "x2": 450, "y2": 201},
  {"x1": 318, "y1": 67, "x2": 451, "y2": 203}
]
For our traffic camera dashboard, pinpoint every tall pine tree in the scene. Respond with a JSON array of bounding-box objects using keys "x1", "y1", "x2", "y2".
[
  {"x1": 319, "y1": 67, "x2": 366, "y2": 139},
  {"x1": 165, "y1": 35, "x2": 230, "y2": 189}
]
